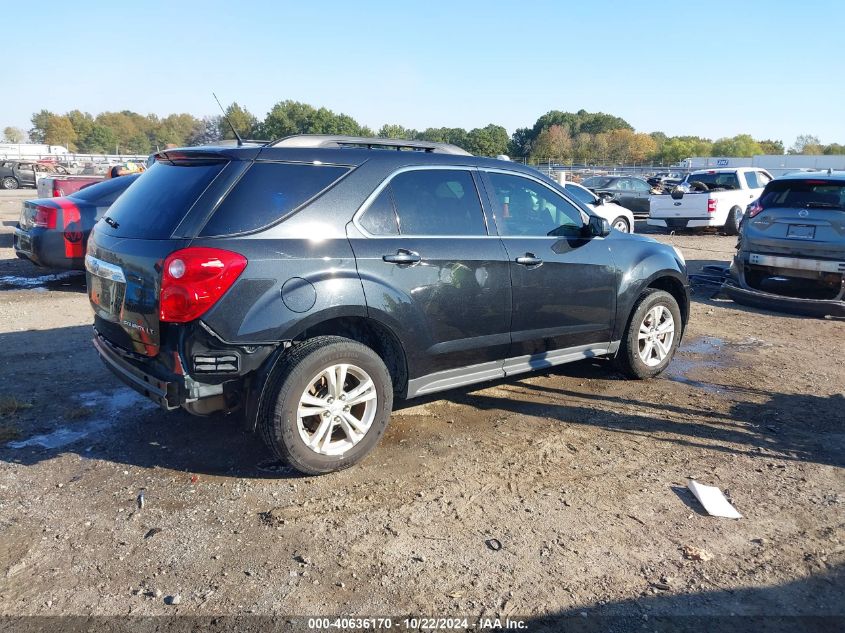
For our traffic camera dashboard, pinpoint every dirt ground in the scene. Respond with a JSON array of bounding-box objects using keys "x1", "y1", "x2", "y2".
[{"x1": 0, "y1": 189, "x2": 842, "y2": 628}]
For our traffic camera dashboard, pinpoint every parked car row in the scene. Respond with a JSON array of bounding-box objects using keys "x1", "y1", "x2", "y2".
[{"x1": 14, "y1": 134, "x2": 842, "y2": 474}]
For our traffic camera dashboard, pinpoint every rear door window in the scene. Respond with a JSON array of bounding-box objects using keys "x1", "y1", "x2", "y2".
[
  {"x1": 387, "y1": 169, "x2": 487, "y2": 236},
  {"x1": 744, "y1": 172, "x2": 760, "y2": 189},
  {"x1": 200, "y1": 162, "x2": 349, "y2": 236},
  {"x1": 358, "y1": 188, "x2": 399, "y2": 235},
  {"x1": 102, "y1": 160, "x2": 226, "y2": 238}
]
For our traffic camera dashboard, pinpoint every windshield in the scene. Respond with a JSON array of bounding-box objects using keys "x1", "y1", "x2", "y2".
[
  {"x1": 759, "y1": 179, "x2": 845, "y2": 210},
  {"x1": 582, "y1": 176, "x2": 614, "y2": 189}
]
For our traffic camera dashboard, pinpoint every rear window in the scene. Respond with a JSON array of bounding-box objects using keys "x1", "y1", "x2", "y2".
[
  {"x1": 70, "y1": 174, "x2": 139, "y2": 205},
  {"x1": 200, "y1": 162, "x2": 349, "y2": 236},
  {"x1": 685, "y1": 172, "x2": 740, "y2": 190},
  {"x1": 102, "y1": 161, "x2": 225, "y2": 238},
  {"x1": 760, "y1": 179, "x2": 845, "y2": 210}
]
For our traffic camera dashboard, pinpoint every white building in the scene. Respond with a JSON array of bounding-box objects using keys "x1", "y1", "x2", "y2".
[{"x1": 680, "y1": 154, "x2": 845, "y2": 176}]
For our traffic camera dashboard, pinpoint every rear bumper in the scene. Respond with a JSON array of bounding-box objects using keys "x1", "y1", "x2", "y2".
[
  {"x1": 647, "y1": 217, "x2": 719, "y2": 229},
  {"x1": 722, "y1": 281, "x2": 845, "y2": 317},
  {"x1": 93, "y1": 333, "x2": 183, "y2": 409},
  {"x1": 13, "y1": 226, "x2": 84, "y2": 270}
]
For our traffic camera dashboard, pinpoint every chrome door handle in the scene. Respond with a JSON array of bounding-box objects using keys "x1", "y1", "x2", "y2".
[
  {"x1": 515, "y1": 253, "x2": 543, "y2": 266},
  {"x1": 383, "y1": 249, "x2": 421, "y2": 265}
]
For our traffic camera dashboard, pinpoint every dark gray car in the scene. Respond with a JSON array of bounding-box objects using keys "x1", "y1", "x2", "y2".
[
  {"x1": 724, "y1": 171, "x2": 845, "y2": 316},
  {"x1": 86, "y1": 135, "x2": 689, "y2": 475},
  {"x1": 581, "y1": 176, "x2": 652, "y2": 217}
]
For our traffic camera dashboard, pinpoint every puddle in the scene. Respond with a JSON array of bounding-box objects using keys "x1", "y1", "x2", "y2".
[
  {"x1": 666, "y1": 336, "x2": 729, "y2": 393},
  {"x1": 0, "y1": 271, "x2": 84, "y2": 291},
  {"x1": 680, "y1": 337, "x2": 724, "y2": 355},
  {"x1": 6, "y1": 388, "x2": 156, "y2": 450}
]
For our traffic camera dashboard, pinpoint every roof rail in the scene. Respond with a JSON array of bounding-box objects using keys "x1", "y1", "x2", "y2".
[{"x1": 269, "y1": 135, "x2": 472, "y2": 156}]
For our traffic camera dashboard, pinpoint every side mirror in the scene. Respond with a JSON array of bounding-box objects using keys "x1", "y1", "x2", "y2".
[
  {"x1": 594, "y1": 195, "x2": 606, "y2": 206},
  {"x1": 587, "y1": 215, "x2": 611, "y2": 238}
]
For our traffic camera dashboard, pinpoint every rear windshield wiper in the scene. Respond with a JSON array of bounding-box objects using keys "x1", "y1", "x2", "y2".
[
  {"x1": 805, "y1": 202, "x2": 842, "y2": 209},
  {"x1": 103, "y1": 216, "x2": 119, "y2": 229}
]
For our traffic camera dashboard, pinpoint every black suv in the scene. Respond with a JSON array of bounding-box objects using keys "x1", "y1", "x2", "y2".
[{"x1": 86, "y1": 135, "x2": 689, "y2": 474}]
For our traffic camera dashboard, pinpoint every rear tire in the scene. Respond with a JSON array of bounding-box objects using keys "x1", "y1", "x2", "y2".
[
  {"x1": 614, "y1": 289, "x2": 682, "y2": 379},
  {"x1": 724, "y1": 206, "x2": 741, "y2": 235},
  {"x1": 2, "y1": 177, "x2": 19, "y2": 190},
  {"x1": 259, "y1": 336, "x2": 393, "y2": 475}
]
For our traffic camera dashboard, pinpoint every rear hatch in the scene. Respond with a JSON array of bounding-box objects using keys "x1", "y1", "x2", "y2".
[
  {"x1": 86, "y1": 154, "x2": 231, "y2": 356},
  {"x1": 744, "y1": 178, "x2": 845, "y2": 259}
]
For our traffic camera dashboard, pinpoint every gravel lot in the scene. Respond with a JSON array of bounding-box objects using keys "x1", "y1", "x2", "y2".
[{"x1": 0, "y1": 189, "x2": 842, "y2": 628}]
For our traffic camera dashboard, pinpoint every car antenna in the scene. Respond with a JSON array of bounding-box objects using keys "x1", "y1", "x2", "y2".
[{"x1": 213, "y1": 92, "x2": 243, "y2": 147}]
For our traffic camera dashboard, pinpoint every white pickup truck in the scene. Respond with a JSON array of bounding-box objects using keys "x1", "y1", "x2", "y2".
[{"x1": 647, "y1": 167, "x2": 773, "y2": 235}]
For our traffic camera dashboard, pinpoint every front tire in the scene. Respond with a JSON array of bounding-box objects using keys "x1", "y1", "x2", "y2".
[
  {"x1": 2, "y1": 177, "x2": 19, "y2": 190},
  {"x1": 615, "y1": 289, "x2": 682, "y2": 379},
  {"x1": 259, "y1": 336, "x2": 393, "y2": 475},
  {"x1": 611, "y1": 216, "x2": 631, "y2": 233}
]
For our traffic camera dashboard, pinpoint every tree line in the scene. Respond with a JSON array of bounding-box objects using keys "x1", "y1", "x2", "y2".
[{"x1": 3, "y1": 103, "x2": 844, "y2": 163}]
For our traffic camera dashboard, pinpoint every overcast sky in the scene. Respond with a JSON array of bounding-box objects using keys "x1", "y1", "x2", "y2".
[{"x1": 5, "y1": 0, "x2": 843, "y2": 145}]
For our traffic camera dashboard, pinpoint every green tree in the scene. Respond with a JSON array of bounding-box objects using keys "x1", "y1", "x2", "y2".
[
  {"x1": 416, "y1": 127, "x2": 469, "y2": 149},
  {"x1": 464, "y1": 124, "x2": 509, "y2": 156},
  {"x1": 530, "y1": 125, "x2": 572, "y2": 161},
  {"x1": 378, "y1": 124, "x2": 414, "y2": 139},
  {"x1": 823, "y1": 143, "x2": 845, "y2": 155},
  {"x1": 186, "y1": 116, "x2": 223, "y2": 146},
  {"x1": 29, "y1": 109, "x2": 54, "y2": 143},
  {"x1": 655, "y1": 136, "x2": 713, "y2": 164},
  {"x1": 44, "y1": 115, "x2": 78, "y2": 150},
  {"x1": 711, "y1": 134, "x2": 762, "y2": 157},
  {"x1": 83, "y1": 125, "x2": 119, "y2": 153},
  {"x1": 508, "y1": 127, "x2": 532, "y2": 158},
  {"x1": 66, "y1": 110, "x2": 94, "y2": 148},
  {"x1": 260, "y1": 100, "x2": 317, "y2": 138},
  {"x1": 758, "y1": 139, "x2": 784, "y2": 155},
  {"x1": 3, "y1": 126, "x2": 25, "y2": 143},
  {"x1": 217, "y1": 103, "x2": 258, "y2": 140},
  {"x1": 790, "y1": 134, "x2": 821, "y2": 154}
]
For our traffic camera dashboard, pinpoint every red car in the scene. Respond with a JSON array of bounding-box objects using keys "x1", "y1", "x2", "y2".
[{"x1": 14, "y1": 174, "x2": 140, "y2": 270}]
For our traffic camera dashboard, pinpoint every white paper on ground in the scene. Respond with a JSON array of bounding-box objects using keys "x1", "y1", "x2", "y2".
[{"x1": 687, "y1": 479, "x2": 742, "y2": 519}]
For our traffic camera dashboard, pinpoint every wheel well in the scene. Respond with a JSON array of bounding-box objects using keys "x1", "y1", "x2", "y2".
[
  {"x1": 298, "y1": 316, "x2": 408, "y2": 394},
  {"x1": 647, "y1": 276, "x2": 688, "y2": 327}
]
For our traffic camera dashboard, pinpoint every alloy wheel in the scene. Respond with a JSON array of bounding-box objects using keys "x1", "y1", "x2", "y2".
[
  {"x1": 637, "y1": 305, "x2": 675, "y2": 367},
  {"x1": 296, "y1": 363, "x2": 378, "y2": 456}
]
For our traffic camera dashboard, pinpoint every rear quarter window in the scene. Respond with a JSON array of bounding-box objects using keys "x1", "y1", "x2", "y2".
[{"x1": 199, "y1": 162, "x2": 350, "y2": 236}]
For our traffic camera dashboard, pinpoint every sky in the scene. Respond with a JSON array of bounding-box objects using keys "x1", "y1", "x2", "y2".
[{"x1": 4, "y1": 0, "x2": 844, "y2": 145}]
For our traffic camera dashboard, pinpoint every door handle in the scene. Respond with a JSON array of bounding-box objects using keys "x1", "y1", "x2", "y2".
[
  {"x1": 383, "y1": 249, "x2": 421, "y2": 265},
  {"x1": 515, "y1": 253, "x2": 543, "y2": 266}
]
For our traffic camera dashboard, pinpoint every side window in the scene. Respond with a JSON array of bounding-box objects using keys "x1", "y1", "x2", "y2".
[
  {"x1": 744, "y1": 172, "x2": 759, "y2": 189},
  {"x1": 632, "y1": 179, "x2": 650, "y2": 192},
  {"x1": 358, "y1": 187, "x2": 399, "y2": 235},
  {"x1": 756, "y1": 171, "x2": 772, "y2": 187},
  {"x1": 487, "y1": 172, "x2": 584, "y2": 237},
  {"x1": 200, "y1": 162, "x2": 349, "y2": 236},
  {"x1": 388, "y1": 169, "x2": 486, "y2": 236}
]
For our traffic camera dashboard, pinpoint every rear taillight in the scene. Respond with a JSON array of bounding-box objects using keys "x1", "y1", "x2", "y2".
[
  {"x1": 34, "y1": 205, "x2": 57, "y2": 228},
  {"x1": 747, "y1": 199, "x2": 764, "y2": 219},
  {"x1": 159, "y1": 247, "x2": 247, "y2": 323},
  {"x1": 707, "y1": 198, "x2": 717, "y2": 214}
]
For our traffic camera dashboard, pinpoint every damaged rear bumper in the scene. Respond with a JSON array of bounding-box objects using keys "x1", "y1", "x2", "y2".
[{"x1": 93, "y1": 332, "x2": 223, "y2": 410}]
